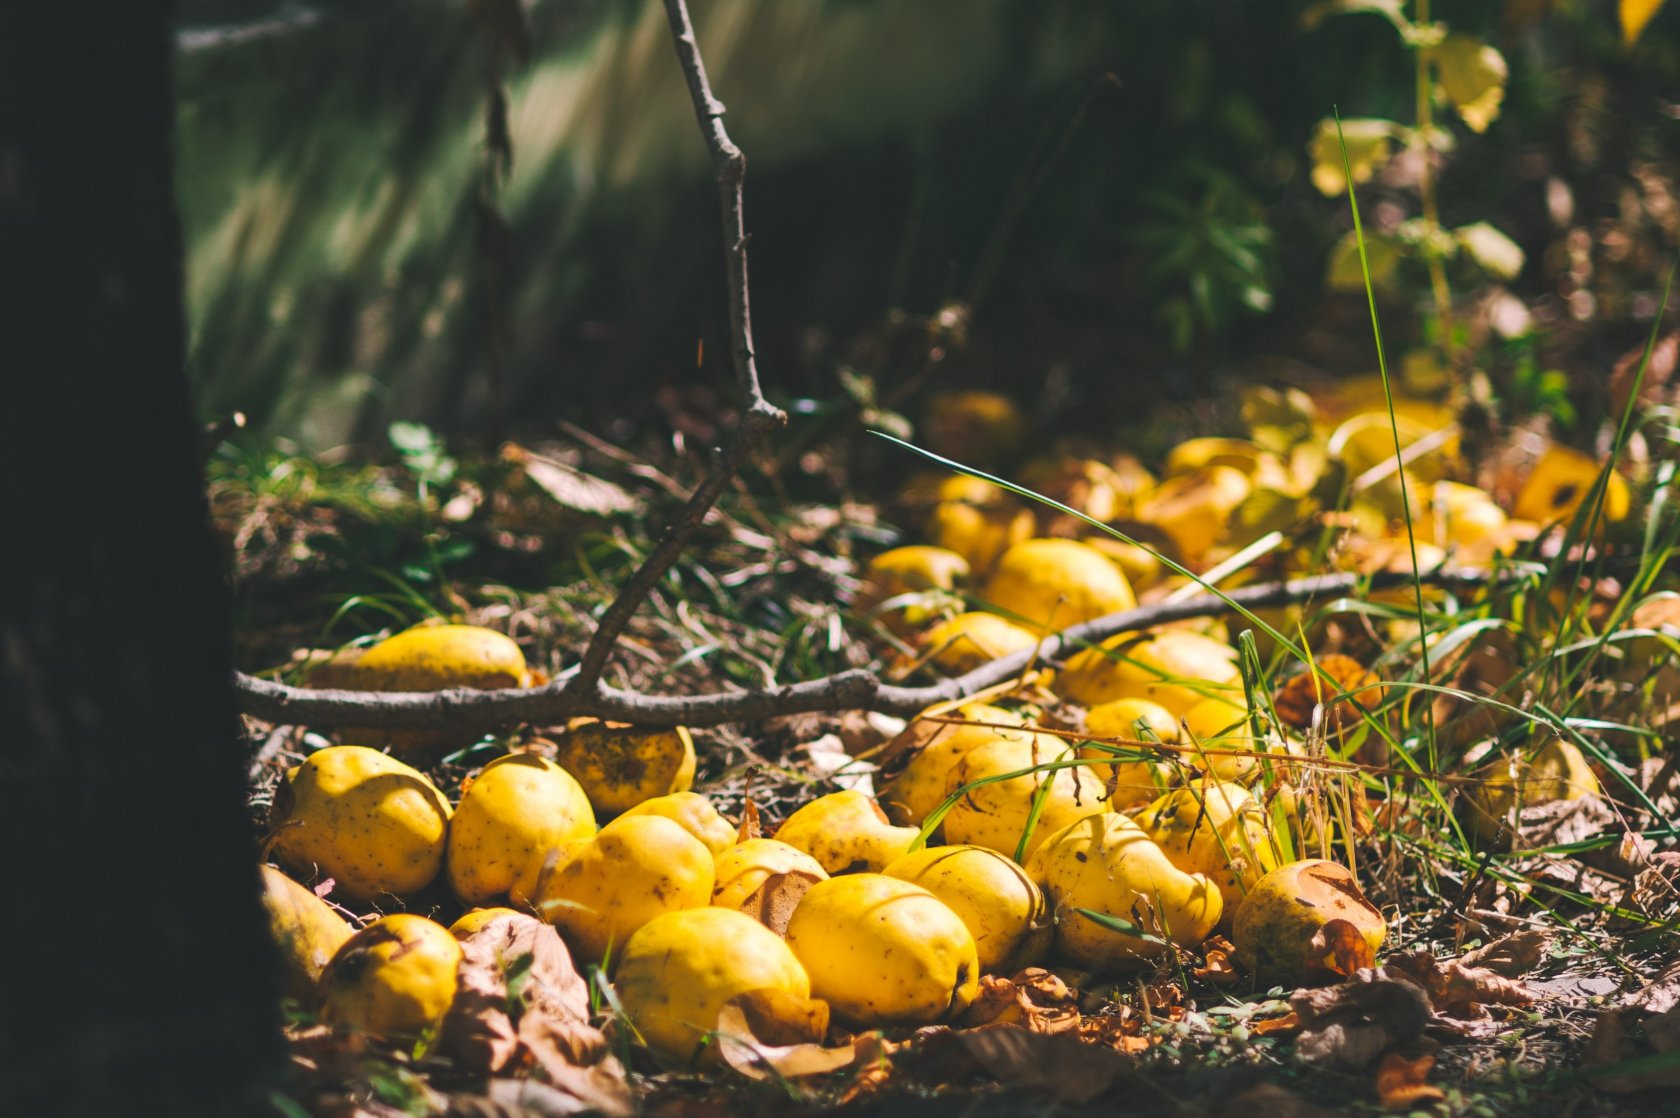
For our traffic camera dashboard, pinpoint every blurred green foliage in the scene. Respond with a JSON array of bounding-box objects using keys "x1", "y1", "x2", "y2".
[{"x1": 175, "y1": 0, "x2": 1680, "y2": 445}]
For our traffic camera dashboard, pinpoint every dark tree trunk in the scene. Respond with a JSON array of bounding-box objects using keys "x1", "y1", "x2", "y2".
[{"x1": 0, "y1": 4, "x2": 280, "y2": 1114}]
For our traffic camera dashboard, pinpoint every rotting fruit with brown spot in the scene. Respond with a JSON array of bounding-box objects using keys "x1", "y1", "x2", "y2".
[
  {"x1": 553, "y1": 719, "x2": 696, "y2": 816},
  {"x1": 1231, "y1": 859, "x2": 1387, "y2": 984}
]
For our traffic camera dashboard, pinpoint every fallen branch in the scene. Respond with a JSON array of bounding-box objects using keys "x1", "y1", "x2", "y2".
[{"x1": 233, "y1": 565, "x2": 1522, "y2": 730}]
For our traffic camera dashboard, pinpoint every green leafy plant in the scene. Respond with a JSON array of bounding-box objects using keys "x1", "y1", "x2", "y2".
[
  {"x1": 1309, "y1": 0, "x2": 1522, "y2": 367},
  {"x1": 1133, "y1": 163, "x2": 1275, "y2": 355}
]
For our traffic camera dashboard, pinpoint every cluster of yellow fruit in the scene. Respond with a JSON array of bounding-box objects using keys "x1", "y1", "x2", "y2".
[{"x1": 258, "y1": 716, "x2": 1385, "y2": 1071}]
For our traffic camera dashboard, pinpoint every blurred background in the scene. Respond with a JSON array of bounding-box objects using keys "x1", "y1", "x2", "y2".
[{"x1": 177, "y1": 0, "x2": 1679, "y2": 452}]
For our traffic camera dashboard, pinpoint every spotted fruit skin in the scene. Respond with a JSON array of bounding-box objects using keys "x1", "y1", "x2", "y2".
[
  {"x1": 268, "y1": 745, "x2": 451, "y2": 904},
  {"x1": 941, "y1": 735, "x2": 1108, "y2": 859},
  {"x1": 773, "y1": 790, "x2": 918, "y2": 874},
  {"x1": 536, "y1": 814, "x2": 714, "y2": 965},
  {"x1": 321, "y1": 914, "x2": 461, "y2": 1038},
  {"x1": 447, "y1": 752, "x2": 596, "y2": 907},
  {"x1": 616, "y1": 791, "x2": 734, "y2": 856},
  {"x1": 878, "y1": 704, "x2": 1029, "y2": 827},
  {"x1": 785, "y1": 874, "x2": 979, "y2": 1026},
  {"x1": 332, "y1": 625, "x2": 531, "y2": 759},
  {"x1": 615, "y1": 907, "x2": 812, "y2": 1066},
  {"x1": 1026, "y1": 812, "x2": 1223, "y2": 968},
  {"x1": 553, "y1": 721, "x2": 696, "y2": 816},
  {"x1": 882, "y1": 845, "x2": 1051, "y2": 974},
  {"x1": 1231, "y1": 859, "x2": 1386, "y2": 984},
  {"x1": 1137, "y1": 780, "x2": 1280, "y2": 922}
]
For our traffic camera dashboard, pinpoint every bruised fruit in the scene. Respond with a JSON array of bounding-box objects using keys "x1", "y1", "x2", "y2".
[
  {"x1": 941, "y1": 734, "x2": 1109, "y2": 858},
  {"x1": 879, "y1": 704, "x2": 1030, "y2": 826},
  {"x1": 321, "y1": 914, "x2": 461, "y2": 1037},
  {"x1": 785, "y1": 874, "x2": 979, "y2": 1025},
  {"x1": 1137, "y1": 780, "x2": 1280, "y2": 919},
  {"x1": 712, "y1": 839, "x2": 830, "y2": 911},
  {"x1": 1027, "y1": 813, "x2": 1223, "y2": 968},
  {"x1": 855, "y1": 546, "x2": 970, "y2": 635},
  {"x1": 883, "y1": 845, "x2": 1051, "y2": 974},
  {"x1": 448, "y1": 907, "x2": 525, "y2": 938},
  {"x1": 1232, "y1": 859, "x2": 1387, "y2": 984},
  {"x1": 537, "y1": 814, "x2": 714, "y2": 964},
  {"x1": 982, "y1": 538, "x2": 1136, "y2": 632},
  {"x1": 554, "y1": 720, "x2": 696, "y2": 816},
  {"x1": 616, "y1": 792, "x2": 735, "y2": 856},
  {"x1": 447, "y1": 752, "x2": 596, "y2": 907},
  {"x1": 616, "y1": 907, "x2": 815, "y2": 1066},
  {"x1": 774, "y1": 790, "x2": 920, "y2": 874},
  {"x1": 268, "y1": 745, "x2": 451, "y2": 904},
  {"x1": 259, "y1": 864, "x2": 354, "y2": 1003},
  {"x1": 918, "y1": 612, "x2": 1039, "y2": 675},
  {"x1": 1058, "y1": 629, "x2": 1243, "y2": 717}
]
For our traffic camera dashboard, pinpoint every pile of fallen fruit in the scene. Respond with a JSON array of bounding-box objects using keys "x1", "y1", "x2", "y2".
[{"x1": 253, "y1": 378, "x2": 1680, "y2": 1112}]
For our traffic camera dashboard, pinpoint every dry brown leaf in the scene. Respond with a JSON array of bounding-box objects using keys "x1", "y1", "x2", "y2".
[
  {"x1": 1251, "y1": 1010, "x2": 1301, "y2": 1036},
  {"x1": 1292, "y1": 969, "x2": 1432, "y2": 1069},
  {"x1": 437, "y1": 913, "x2": 628, "y2": 1112},
  {"x1": 1375, "y1": 1049, "x2": 1446, "y2": 1111},
  {"x1": 1273, "y1": 655, "x2": 1383, "y2": 740},
  {"x1": 1458, "y1": 930, "x2": 1551, "y2": 976},
  {"x1": 736, "y1": 798, "x2": 763, "y2": 843},
  {"x1": 715, "y1": 998, "x2": 854, "y2": 1081},
  {"x1": 501, "y1": 444, "x2": 641, "y2": 518},
  {"x1": 1310, "y1": 918, "x2": 1378, "y2": 981},
  {"x1": 959, "y1": 968, "x2": 1081, "y2": 1034},
  {"x1": 731, "y1": 869, "x2": 822, "y2": 937},
  {"x1": 1386, "y1": 950, "x2": 1536, "y2": 1019},
  {"x1": 918, "y1": 1023, "x2": 1134, "y2": 1103},
  {"x1": 1195, "y1": 936, "x2": 1241, "y2": 986}
]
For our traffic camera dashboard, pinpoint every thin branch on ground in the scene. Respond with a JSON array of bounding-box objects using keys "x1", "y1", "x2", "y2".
[{"x1": 233, "y1": 565, "x2": 1524, "y2": 731}]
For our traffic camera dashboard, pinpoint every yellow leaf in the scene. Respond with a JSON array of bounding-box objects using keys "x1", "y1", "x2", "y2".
[
  {"x1": 1621, "y1": 0, "x2": 1667, "y2": 44},
  {"x1": 1325, "y1": 229, "x2": 1401, "y2": 292},
  {"x1": 1432, "y1": 35, "x2": 1507, "y2": 133},
  {"x1": 1308, "y1": 118, "x2": 1396, "y2": 197},
  {"x1": 1455, "y1": 222, "x2": 1525, "y2": 280}
]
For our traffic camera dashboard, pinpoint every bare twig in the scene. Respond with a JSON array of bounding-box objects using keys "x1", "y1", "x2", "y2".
[
  {"x1": 233, "y1": 565, "x2": 1521, "y2": 731},
  {"x1": 566, "y1": 0, "x2": 786, "y2": 695}
]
